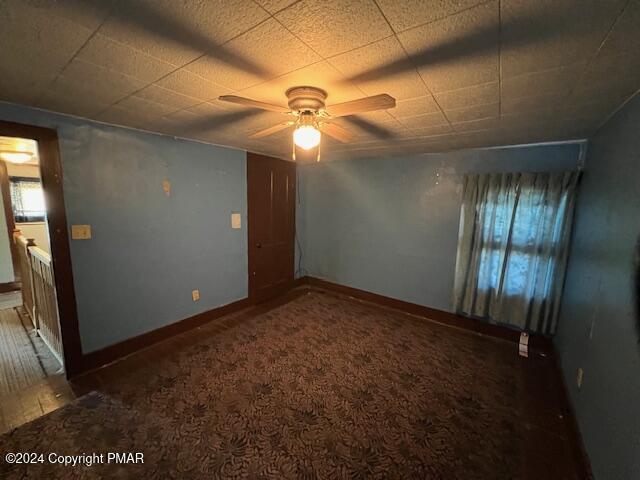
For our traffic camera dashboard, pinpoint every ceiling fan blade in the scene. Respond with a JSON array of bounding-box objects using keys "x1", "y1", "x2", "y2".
[
  {"x1": 218, "y1": 95, "x2": 290, "y2": 113},
  {"x1": 249, "y1": 123, "x2": 293, "y2": 139},
  {"x1": 320, "y1": 122, "x2": 354, "y2": 143},
  {"x1": 327, "y1": 94, "x2": 396, "y2": 117}
]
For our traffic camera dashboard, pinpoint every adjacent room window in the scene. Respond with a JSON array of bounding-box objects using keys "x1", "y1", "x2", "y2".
[
  {"x1": 453, "y1": 171, "x2": 580, "y2": 335},
  {"x1": 10, "y1": 176, "x2": 46, "y2": 222}
]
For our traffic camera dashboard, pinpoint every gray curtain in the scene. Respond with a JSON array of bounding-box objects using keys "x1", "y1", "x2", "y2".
[{"x1": 453, "y1": 171, "x2": 580, "y2": 335}]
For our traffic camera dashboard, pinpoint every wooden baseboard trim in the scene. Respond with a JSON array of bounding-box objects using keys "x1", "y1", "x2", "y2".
[
  {"x1": 297, "y1": 276, "x2": 553, "y2": 352},
  {"x1": 80, "y1": 297, "x2": 252, "y2": 374}
]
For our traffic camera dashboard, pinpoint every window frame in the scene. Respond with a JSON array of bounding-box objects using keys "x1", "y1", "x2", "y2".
[{"x1": 9, "y1": 175, "x2": 46, "y2": 223}]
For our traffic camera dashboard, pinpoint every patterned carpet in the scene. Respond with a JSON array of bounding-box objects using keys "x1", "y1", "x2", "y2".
[{"x1": 1, "y1": 291, "x2": 531, "y2": 479}]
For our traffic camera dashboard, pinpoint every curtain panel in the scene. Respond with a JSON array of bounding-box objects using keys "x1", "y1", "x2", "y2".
[{"x1": 453, "y1": 171, "x2": 580, "y2": 335}]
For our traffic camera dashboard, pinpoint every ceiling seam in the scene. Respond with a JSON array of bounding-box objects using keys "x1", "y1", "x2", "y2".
[
  {"x1": 592, "y1": 87, "x2": 640, "y2": 136},
  {"x1": 92, "y1": 15, "x2": 277, "y2": 118},
  {"x1": 370, "y1": 0, "x2": 455, "y2": 134},
  {"x1": 251, "y1": 0, "x2": 373, "y2": 104},
  {"x1": 566, "y1": 0, "x2": 632, "y2": 101},
  {"x1": 302, "y1": 0, "x2": 494, "y2": 65},
  {"x1": 32, "y1": 7, "x2": 116, "y2": 107},
  {"x1": 250, "y1": 0, "x2": 404, "y2": 140}
]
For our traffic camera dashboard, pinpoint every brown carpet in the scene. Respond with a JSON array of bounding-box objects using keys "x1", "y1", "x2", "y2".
[
  {"x1": 0, "y1": 308, "x2": 61, "y2": 396},
  {"x1": 1, "y1": 291, "x2": 547, "y2": 479}
]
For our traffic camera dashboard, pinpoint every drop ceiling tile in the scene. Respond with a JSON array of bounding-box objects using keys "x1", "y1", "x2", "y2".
[
  {"x1": 155, "y1": 69, "x2": 231, "y2": 101},
  {"x1": 254, "y1": 0, "x2": 299, "y2": 15},
  {"x1": 446, "y1": 102, "x2": 499, "y2": 123},
  {"x1": 328, "y1": 36, "x2": 428, "y2": 100},
  {"x1": 62, "y1": 58, "x2": 147, "y2": 98},
  {"x1": 501, "y1": 94, "x2": 561, "y2": 116},
  {"x1": 452, "y1": 117, "x2": 499, "y2": 133},
  {"x1": 97, "y1": 0, "x2": 269, "y2": 66},
  {"x1": 0, "y1": 65, "x2": 57, "y2": 106},
  {"x1": 407, "y1": 124, "x2": 453, "y2": 137},
  {"x1": 114, "y1": 95, "x2": 178, "y2": 117},
  {"x1": 400, "y1": 111, "x2": 449, "y2": 129},
  {"x1": 35, "y1": 92, "x2": 111, "y2": 119},
  {"x1": 559, "y1": 99, "x2": 627, "y2": 123},
  {"x1": 597, "y1": 0, "x2": 640, "y2": 57},
  {"x1": 500, "y1": 0, "x2": 628, "y2": 78},
  {"x1": 136, "y1": 85, "x2": 201, "y2": 110},
  {"x1": 223, "y1": 18, "x2": 322, "y2": 83},
  {"x1": 2, "y1": 0, "x2": 109, "y2": 33},
  {"x1": 47, "y1": 74, "x2": 128, "y2": 107},
  {"x1": 0, "y1": 0, "x2": 97, "y2": 101},
  {"x1": 572, "y1": 53, "x2": 640, "y2": 102},
  {"x1": 390, "y1": 95, "x2": 441, "y2": 118},
  {"x1": 275, "y1": 0, "x2": 393, "y2": 57},
  {"x1": 397, "y1": 1, "x2": 500, "y2": 92},
  {"x1": 185, "y1": 101, "x2": 234, "y2": 117},
  {"x1": 184, "y1": 55, "x2": 264, "y2": 92},
  {"x1": 94, "y1": 105, "x2": 161, "y2": 130},
  {"x1": 434, "y1": 82, "x2": 499, "y2": 109},
  {"x1": 182, "y1": 18, "x2": 322, "y2": 92},
  {"x1": 77, "y1": 34, "x2": 177, "y2": 83},
  {"x1": 240, "y1": 61, "x2": 362, "y2": 107},
  {"x1": 376, "y1": 0, "x2": 488, "y2": 33},
  {"x1": 501, "y1": 63, "x2": 586, "y2": 100}
]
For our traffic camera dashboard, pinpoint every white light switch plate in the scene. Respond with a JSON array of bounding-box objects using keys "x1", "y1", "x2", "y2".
[
  {"x1": 231, "y1": 212, "x2": 241, "y2": 229},
  {"x1": 71, "y1": 224, "x2": 91, "y2": 240}
]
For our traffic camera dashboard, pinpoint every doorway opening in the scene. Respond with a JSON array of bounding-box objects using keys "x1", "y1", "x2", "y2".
[
  {"x1": 0, "y1": 122, "x2": 81, "y2": 405},
  {"x1": 0, "y1": 135, "x2": 64, "y2": 396}
]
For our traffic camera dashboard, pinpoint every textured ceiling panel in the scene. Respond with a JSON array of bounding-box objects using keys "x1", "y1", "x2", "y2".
[
  {"x1": 275, "y1": 0, "x2": 393, "y2": 57},
  {"x1": 376, "y1": 0, "x2": 488, "y2": 33},
  {"x1": 76, "y1": 34, "x2": 176, "y2": 83},
  {"x1": 1, "y1": 0, "x2": 638, "y2": 161},
  {"x1": 500, "y1": 0, "x2": 628, "y2": 78},
  {"x1": 98, "y1": 0, "x2": 269, "y2": 66},
  {"x1": 327, "y1": 36, "x2": 429, "y2": 101}
]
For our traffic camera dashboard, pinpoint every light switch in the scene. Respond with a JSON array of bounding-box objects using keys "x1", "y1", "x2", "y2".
[
  {"x1": 231, "y1": 212, "x2": 241, "y2": 229},
  {"x1": 71, "y1": 224, "x2": 91, "y2": 240}
]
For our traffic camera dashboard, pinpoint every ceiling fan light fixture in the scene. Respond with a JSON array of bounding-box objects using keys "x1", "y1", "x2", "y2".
[
  {"x1": 0, "y1": 151, "x2": 33, "y2": 164},
  {"x1": 293, "y1": 125, "x2": 321, "y2": 150}
]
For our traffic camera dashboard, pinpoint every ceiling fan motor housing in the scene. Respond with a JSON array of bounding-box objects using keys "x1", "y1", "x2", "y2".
[{"x1": 286, "y1": 86, "x2": 328, "y2": 113}]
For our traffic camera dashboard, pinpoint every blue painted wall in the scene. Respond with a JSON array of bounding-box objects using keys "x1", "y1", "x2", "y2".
[
  {"x1": 298, "y1": 143, "x2": 582, "y2": 312},
  {"x1": 556, "y1": 95, "x2": 640, "y2": 479},
  {"x1": 0, "y1": 102, "x2": 247, "y2": 353}
]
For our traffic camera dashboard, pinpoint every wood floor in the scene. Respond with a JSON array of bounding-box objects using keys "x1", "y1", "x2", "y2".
[{"x1": 0, "y1": 306, "x2": 61, "y2": 396}]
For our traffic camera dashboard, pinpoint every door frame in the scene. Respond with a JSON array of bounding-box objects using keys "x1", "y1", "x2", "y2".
[
  {"x1": 0, "y1": 120, "x2": 83, "y2": 377},
  {"x1": 0, "y1": 159, "x2": 21, "y2": 285},
  {"x1": 246, "y1": 152, "x2": 296, "y2": 303}
]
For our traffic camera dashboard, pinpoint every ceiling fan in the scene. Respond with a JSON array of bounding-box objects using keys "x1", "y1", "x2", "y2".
[{"x1": 218, "y1": 87, "x2": 396, "y2": 160}]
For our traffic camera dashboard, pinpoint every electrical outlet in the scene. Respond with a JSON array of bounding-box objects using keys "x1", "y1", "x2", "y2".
[
  {"x1": 192, "y1": 289, "x2": 200, "y2": 302},
  {"x1": 576, "y1": 368, "x2": 584, "y2": 389}
]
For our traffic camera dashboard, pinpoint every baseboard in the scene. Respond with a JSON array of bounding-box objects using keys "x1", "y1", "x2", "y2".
[
  {"x1": 297, "y1": 276, "x2": 554, "y2": 352},
  {"x1": 80, "y1": 297, "x2": 251, "y2": 374}
]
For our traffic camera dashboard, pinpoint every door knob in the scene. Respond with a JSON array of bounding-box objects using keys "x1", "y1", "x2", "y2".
[{"x1": 256, "y1": 243, "x2": 262, "y2": 248}]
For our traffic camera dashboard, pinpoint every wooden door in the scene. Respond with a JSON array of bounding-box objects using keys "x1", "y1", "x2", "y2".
[{"x1": 247, "y1": 153, "x2": 296, "y2": 303}]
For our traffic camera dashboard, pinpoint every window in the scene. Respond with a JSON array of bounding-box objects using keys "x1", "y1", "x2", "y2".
[{"x1": 10, "y1": 176, "x2": 46, "y2": 222}]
